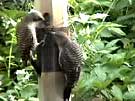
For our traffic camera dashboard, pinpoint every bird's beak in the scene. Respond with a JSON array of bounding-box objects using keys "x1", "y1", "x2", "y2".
[{"x1": 40, "y1": 15, "x2": 45, "y2": 20}]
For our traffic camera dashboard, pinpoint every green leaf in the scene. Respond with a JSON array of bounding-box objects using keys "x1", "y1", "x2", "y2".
[
  {"x1": 100, "y1": 29, "x2": 113, "y2": 38},
  {"x1": 121, "y1": 38, "x2": 131, "y2": 49},
  {"x1": 128, "y1": 0, "x2": 132, "y2": 5},
  {"x1": 105, "y1": 22, "x2": 123, "y2": 27},
  {"x1": 0, "y1": 9, "x2": 26, "y2": 19},
  {"x1": 90, "y1": 13, "x2": 108, "y2": 19},
  {"x1": 0, "y1": 96, "x2": 7, "y2": 101},
  {"x1": 106, "y1": 39, "x2": 120, "y2": 48},
  {"x1": 101, "y1": 89, "x2": 112, "y2": 99},
  {"x1": 0, "y1": 56, "x2": 5, "y2": 62},
  {"x1": 20, "y1": 84, "x2": 37, "y2": 98},
  {"x1": 94, "y1": 66, "x2": 106, "y2": 81},
  {"x1": 126, "y1": 49, "x2": 135, "y2": 59},
  {"x1": 98, "y1": 46, "x2": 119, "y2": 54},
  {"x1": 114, "y1": 0, "x2": 130, "y2": 10},
  {"x1": 94, "y1": 40, "x2": 104, "y2": 50},
  {"x1": 111, "y1": 85, "x2": 123, "y2": 101},
  {"x1": 124, "y1": 91, "x2": 135, "y2": 100},
  {"x1": 28, "y1": 97, "x2": 39, "y2": 101},
  {"x1": 107, "y1": 53, "x2": 125, "y2": 65},
  {"x1": 108, "y1": 27, "x2": 126, "y2": 36}
]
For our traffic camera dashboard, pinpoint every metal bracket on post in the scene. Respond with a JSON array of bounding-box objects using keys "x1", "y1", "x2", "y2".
[{"x1": 34, "y1": 0, "x2": 68, "y2": 101}]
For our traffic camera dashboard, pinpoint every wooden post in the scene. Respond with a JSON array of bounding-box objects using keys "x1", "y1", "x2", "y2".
[
  {"x1": 34, "y1": 0, "x2": 68, "y2": 27},
  {"x1": 34, "y1": 0, "x2": 68, "y2": 101}
]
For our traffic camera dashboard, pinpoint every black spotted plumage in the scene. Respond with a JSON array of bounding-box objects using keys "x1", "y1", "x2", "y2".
[
  {"x1": 60, "y1": 41, "x2": 82, "y2": 85},
  {"x1": 16, "y1": 24, "x2": 33, "y2": 66},
  {"x1": 16, "y1": 10, "x2": 44, "y2": 66},
  {"x1": 61, "y1": 42, "x2": 82, "y2": 101},
  {"x1": 52, "y1": 32, "x2": 83, "y2": 101}
]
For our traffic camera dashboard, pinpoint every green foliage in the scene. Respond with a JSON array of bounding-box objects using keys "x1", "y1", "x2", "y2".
[
  {"x1": 1, "y1": 0, "x2": 135, "y2": 100},
  {"x1": 0, "y1": 0, "x2": 38, "y2": 100},
  {"x1": 69, "y1": 0, "x2": 135, "y2": 100},
  {"x1": 0, "y1": 68, "x2": 38, "y2": 101}
]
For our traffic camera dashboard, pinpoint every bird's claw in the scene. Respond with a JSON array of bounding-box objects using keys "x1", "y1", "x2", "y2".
[{"x1": 38, "y1": 34, "x2": 47, "y2": 47}]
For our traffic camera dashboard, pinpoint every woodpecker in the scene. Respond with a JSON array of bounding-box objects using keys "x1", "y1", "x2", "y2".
[
  {"x1": 16, "y1": 10, "x2": 44, "y2": 66},
  {"x1": 52, "y1": 31, "x2": 83, "y2": 101}
]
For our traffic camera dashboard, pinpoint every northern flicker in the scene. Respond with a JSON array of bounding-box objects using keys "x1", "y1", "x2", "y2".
[
  {"x1": 52, "y1": 31, "x2": 83, "y2": 101},
  {"x1": 16, "y1": 10, "x2": 44, "y2": 66}
]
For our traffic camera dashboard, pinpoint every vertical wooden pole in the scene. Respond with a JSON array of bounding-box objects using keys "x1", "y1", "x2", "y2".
[
  {"x1": 34, "y1": 0, "x2": 68, "y2": 101},
  {"x1": 34, "y1": 0, "x2": 68, "y2": 27}
]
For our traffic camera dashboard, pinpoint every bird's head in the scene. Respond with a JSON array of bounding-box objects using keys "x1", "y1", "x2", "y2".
[{"x1": 24, "y1": 9, "x2": 44, "y2": 23}]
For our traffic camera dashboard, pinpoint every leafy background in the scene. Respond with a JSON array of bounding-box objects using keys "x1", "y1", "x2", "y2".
[{"x1": 1, "y1": 0, "x2": 135, "y2": 101}]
